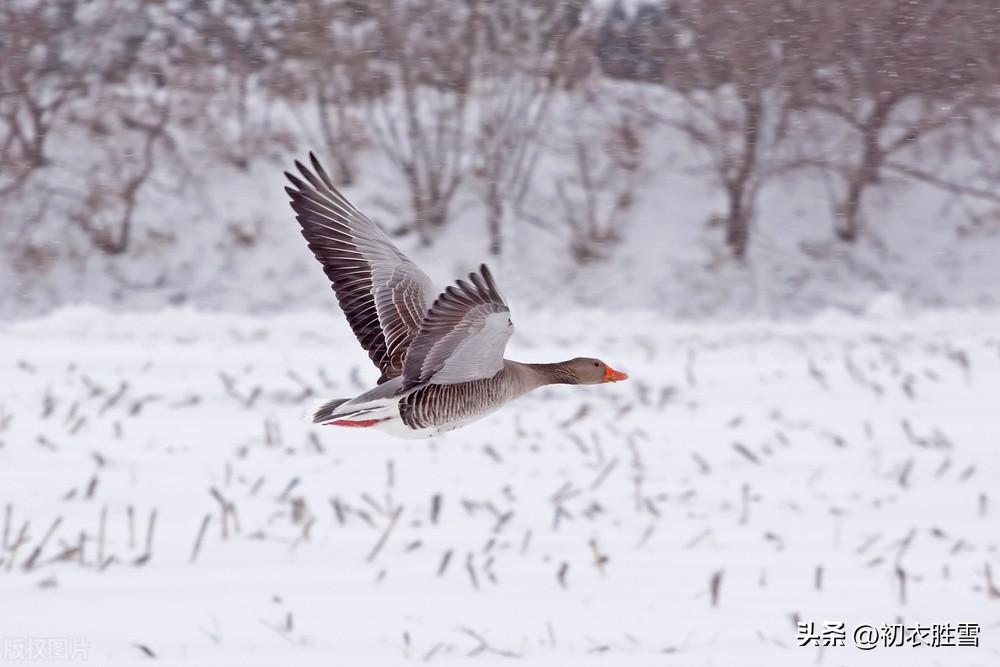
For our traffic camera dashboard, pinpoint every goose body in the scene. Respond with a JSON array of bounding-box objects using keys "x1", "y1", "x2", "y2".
[{"x1": 285, "y1": 153, "x2": 627, "y2": 438}]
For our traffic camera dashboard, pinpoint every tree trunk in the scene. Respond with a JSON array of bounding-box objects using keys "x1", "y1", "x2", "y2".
[
  {"x1": 836, "y1": 97, "x2": 894, "y2": 243},
  {"x1": 725, "y1": 193, "x2": 749, "y2": 260},
  {"x1": 837, "y1": 177, "x2": 865, "y2": 243},
  {"x1": 724, "y1": 89, "x2": 761, "y2": 260},
  {"x1": 486, "y1": 181, "x2": 502, "y2": 256}
]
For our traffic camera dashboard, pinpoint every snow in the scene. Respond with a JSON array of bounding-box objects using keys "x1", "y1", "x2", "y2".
[{"x1": 2, "y1": 306, "x2": 998, "y2": 665}]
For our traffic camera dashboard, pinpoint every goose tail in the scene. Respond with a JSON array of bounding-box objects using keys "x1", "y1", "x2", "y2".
[
  {"x1": 307, "y1": 395, "x2": 403, "y2": 427},
  {"x1": 305, "y1": 397, "x2": 351, "y2": 424}
]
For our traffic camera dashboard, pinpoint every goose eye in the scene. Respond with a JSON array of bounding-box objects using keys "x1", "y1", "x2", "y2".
[{"x1": 593, "y1": 362, "x2": 599, "y2": 367}]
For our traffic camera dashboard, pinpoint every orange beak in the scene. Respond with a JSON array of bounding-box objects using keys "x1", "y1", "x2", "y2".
[{"x1": 604, "y1": 366, "x2": 628, "y2": 383}]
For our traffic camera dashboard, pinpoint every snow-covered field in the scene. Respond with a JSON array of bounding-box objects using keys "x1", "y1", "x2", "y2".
[{"x1": 1, "y1": 306, "x2": 998, "y2": 666}]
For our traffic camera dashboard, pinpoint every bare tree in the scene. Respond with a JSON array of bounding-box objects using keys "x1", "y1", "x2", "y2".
[
  {"x1": 469, "y1": 0, "x2": 585, "y2": 255},
  {"x1": 166, "y1": 1, "x2": 297, "y2": 172},
  {"x1": 653, "y1": 0, "x2": 786, "y2": 260},
  {"x1": 0, "y1": 1, "x2": 90, "y2": 198},
  {"x1": 361, "y1": 0, "x2": 479, "y2": 243},
  {"x1": 66, "y1": 87, "x2": 175, "y2": 255},
  {"x1": 1, "y1": 1, "x2": 186, "y2": 260},
  {"x1": 274, "y1": 0, "x2": 388, "y2": 186},
  {"x1": 524, "y1": 86, "x2": 644, "y2": 263},
  {"x1": 780, "y1": 0, "x2": 1000, "y2": 242}
]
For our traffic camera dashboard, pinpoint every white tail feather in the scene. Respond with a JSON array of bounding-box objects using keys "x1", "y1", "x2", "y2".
[{"x1": 304, "y1": 396, "x2": 401, "y2": 425}]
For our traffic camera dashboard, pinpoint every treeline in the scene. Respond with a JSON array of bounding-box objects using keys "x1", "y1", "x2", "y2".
[
  {"x1": 598, "y1": 0, "x2": 1000, "y2": 258},
  {"x1": 2, "y1": 0, "x2": 1000, "y2": 271}
]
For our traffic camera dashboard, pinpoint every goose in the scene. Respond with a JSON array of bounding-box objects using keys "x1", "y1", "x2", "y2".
[{"x1": 285, "y1": 153, "x2": 628, "y2": 438}]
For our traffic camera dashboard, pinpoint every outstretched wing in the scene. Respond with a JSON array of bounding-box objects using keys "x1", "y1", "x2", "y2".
[
  {"x1": 285, "y1": 153, "x2": 435, "y2": 383},
  {"x1": 402, "y1": 264, "x2": 514, "y2": 388}
]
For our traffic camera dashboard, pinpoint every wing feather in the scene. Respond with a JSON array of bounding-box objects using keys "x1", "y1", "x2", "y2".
[
  {"x1": 403, "y1": 264, "x2": 514, "y2": 387},
  {"x1": 286, "y1": 153, "x2": 436, "y2": 382}
]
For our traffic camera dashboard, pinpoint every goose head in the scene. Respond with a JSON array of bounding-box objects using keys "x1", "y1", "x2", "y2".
[{"x1": 559, "y1": 357, "x2": 629, "y2": 385}]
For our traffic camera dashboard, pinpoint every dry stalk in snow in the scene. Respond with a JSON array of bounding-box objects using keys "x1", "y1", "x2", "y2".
[
  {"x1": 22, "y1": 516, "x2": 62, "y2": 571},
  {"x1": 709, "y1": 569, "x2": 724, "y2": 607},
  {"x1": 190, "y1": 514, "x2": 212, "y2": 564},
  {"x1": 366, "y1": 506, "x2": 403, "y2": 563}
]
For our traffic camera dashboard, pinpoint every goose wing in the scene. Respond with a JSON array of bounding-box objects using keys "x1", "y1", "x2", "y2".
[
  {"x1": 285, "y1": 153, "x2": 435, "y2": 383},
  {"x1": 402, "y1": 264, "x2": 514, "y2": 388}
]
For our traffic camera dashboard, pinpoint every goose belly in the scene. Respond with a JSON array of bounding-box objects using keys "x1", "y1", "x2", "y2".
[{"x1": 397, "y1": 375, "x2": 520, "y2": 433}]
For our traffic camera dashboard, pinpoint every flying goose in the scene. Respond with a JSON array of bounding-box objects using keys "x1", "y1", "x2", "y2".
[{"x1": 285, "y1": 153, "x2": 628, "y2": 438}]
